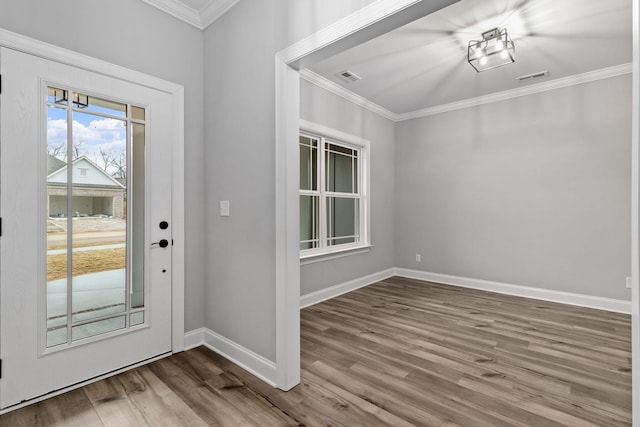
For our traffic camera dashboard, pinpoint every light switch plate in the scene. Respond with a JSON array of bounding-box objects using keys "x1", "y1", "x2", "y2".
[{"x1": 220, "y1": 200, "x2": 230, "y2": 217}]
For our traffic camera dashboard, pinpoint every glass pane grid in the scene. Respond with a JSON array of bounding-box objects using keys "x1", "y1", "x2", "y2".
[
  {"x1": 45, "y1": 85, "x2": 147, "y2": 349},
  {"x1": 300, "y1": 133, "x2": 363, "y2": 253}
]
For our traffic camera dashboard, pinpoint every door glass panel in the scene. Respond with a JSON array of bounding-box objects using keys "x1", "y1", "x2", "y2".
[
  {"x1": 131, "y1": 106, "x2": 145, "y2": 121},
  {"x1": 47, "y1": 105, "x2": 69, "y2": 347},
  {"x1": 45, "y1": 87, "x2": 146, "y2": 348},
  {"x1": 71, "y1": 111, "x2": 127, "y2": 325},
  {"x1": 131, "y1": 123, "x2": 145, "y2": 310},
  {"x1": 130, "y1": 311, "x2": 144, "y2": 327},
  {"x1": 72, "y1": 316, "x2": 126, "y2": 341}
]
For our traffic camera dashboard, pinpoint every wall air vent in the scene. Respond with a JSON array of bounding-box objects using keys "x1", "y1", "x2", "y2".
[
  {"x1": 516, "y1": 70, "x2": 549, "y2": 82},
  {"x1": 335, "y1": 70, "x2": 362, "y2": 83}
]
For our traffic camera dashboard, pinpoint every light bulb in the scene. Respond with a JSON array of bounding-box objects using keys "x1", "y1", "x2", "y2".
[
  {"x1": 479, "y1": 56, "x2": 488, "y2": 66},
  {"x1": 501, "y1": 50, "x2": 509, "y2": 60},
  {"x1": 495, "y1": 39, "x2": 504, "y2": 51}
]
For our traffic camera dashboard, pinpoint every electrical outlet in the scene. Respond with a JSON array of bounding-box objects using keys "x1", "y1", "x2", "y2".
[
  {"x1": 415, "y1": 254, "x2": 421, "y2": 262},
  {"x1": 626, "y1": 277, "x2": 632, "y2": 289}
]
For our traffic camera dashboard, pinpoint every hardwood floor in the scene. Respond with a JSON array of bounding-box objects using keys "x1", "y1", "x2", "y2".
[{"x1": 0, "y1": 276, "x2": 632, "y2": 426}]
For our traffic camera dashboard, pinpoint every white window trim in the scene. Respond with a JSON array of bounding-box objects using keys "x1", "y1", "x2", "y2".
[{"x1": 299, "y1": 119, "x2": 371, "y2": 260}]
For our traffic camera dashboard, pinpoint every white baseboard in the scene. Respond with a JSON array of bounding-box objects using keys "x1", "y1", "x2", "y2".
[
  {"x1": 300, "y1": 268, "x2": 395, "y2": 308},
  {"x1": 183, "y1": 267, "x2": 630, "y2": 394},
  {"x1": 183, "y1": 327, "x2": 277, "y2": 387},
  {"x1": 184, "y1": 327, "x2": 206, "y2": 351},
  {"x1": 395, "y1": 268, "x2": 632, "y2": 314}
]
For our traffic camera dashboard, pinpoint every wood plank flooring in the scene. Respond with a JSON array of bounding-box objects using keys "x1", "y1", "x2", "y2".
[{"x1": 0, "y1": 276, "x2": 632, "y2": 426}]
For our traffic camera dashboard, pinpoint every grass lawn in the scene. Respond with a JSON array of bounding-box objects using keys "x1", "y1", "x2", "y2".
[{"x1": 47, "y1": 248, "x2": 126, "y2": 282}]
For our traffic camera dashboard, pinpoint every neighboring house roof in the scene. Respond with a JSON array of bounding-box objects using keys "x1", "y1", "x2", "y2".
[
  {"x1": 47, "y1": 155, "x2": 126, "y2": 189},
  {"x1": 47, "y1": 154, "x2": 67, "y2": 175}
]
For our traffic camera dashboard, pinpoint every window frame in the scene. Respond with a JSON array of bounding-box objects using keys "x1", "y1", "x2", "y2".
[{"x1": 299, "y1": 120, "x2": 370, "y2": 260}]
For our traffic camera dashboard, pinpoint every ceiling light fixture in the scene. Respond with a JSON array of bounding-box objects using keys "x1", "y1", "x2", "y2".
[{"x1": 468, "y1": 28, "x2": 515, "y2": 72}]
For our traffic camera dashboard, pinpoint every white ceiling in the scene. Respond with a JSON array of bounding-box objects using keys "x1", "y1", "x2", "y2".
[
  {"x1": 141, "y1": 0, "x2": 240, "y2": 29},
  {"x1": 307, "y1": 0, "x2": 632, "y2": 116}
]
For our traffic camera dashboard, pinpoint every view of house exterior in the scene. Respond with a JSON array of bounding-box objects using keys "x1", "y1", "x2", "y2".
[{"x1": 47, "y1": 154, "x2": 126, "y2": 219}]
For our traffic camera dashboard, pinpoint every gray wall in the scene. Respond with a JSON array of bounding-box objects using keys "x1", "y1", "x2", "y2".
[
  {"x1": 0, "y1": 0, "x2": 206, "y2": 330},
  {"x1": 395, "y1": 75, "x2": 632, "y2": 300},
  {"x1": 203, "y1": 0, "x2": 377, "y2": 362},
  {"x1": 299, "y1": 79, "x2": 396, "y2": 295}
]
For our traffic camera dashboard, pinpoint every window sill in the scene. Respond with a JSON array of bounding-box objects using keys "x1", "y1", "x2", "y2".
[{"x1": 300, "y1": 245, "x2": 372, "y2": 265}]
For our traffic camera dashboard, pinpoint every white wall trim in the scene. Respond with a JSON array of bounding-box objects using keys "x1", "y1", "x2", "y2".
[
  {"x1": 0, "y1": 28, "x2": 186, "y2": 352},
  {"x1": 200, "y1": 0, "x2": 241, "y2": 29},
  {"x1": 395, "y1": 268, "x2": 632, "y2": 314},
  {"x1": 274, "y1": 58, "x2": 301, "y2": 391},
  {"x1": 631, "y1": 0, "x2": 640, "y2": 424},
  {"x1": 301, "y1": 245, "x2": 372, "y2": 266},
  {"x1": 184, "y1": 327, "x2": 206, "y2": 351},
  {"x1": 183, "y1": 328, "x2": 277, "y2": 386},
  {"x1": 277, "y1": 0, "x2": 422, "y2": 65},
  {"x1": 0, "y1": 28, "x2": 182, "y2": 94},
  {"x1": 140, "y1": 0, "x2": 201, "y2": 28},
  {"x1": 397, "y1": 63, "x2": 633, "y2": 120},
  {"x1": 140, "y1": 0, "x2": 240, "y2": 30},
  {"x1": 301, "y1": 268, "x2": 395, "y2": 308},
  {"x1": 276, "y1": 0, "x2": 430, "y2": 392},
  {"x1": 301, "y1": 63, "x2": 633, "y2": 123},
  {"x1": 299, "y1": 268, "x2": 631, "y2": 313},
  {"x1": 300, "y1": 69, "x2": 397, "y2": 121}
]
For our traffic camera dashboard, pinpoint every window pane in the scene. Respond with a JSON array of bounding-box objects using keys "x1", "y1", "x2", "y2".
[
  {"x1": 326, "y1": 143, "x2": 357, "y2": 193},
  {"x1": 47, "y1": 105, "x2": 68, "y2": 347},
  {"x1": 300, "y1": 195, "x2": 319, "y2": 250},
  {"x1": 130, "y1": 311, "x2": 144, "y2": 326},
  {"x1": 71, "y1": 111, "x2": 127, "y2": 325},
  {"x1": 299, "y1": 136, "x2": 317, "y2": 191},
  {"x1": 131, "y1": 123, "x2": 145, "y2": 309},
  {"x1": 47, "y1": 87, "x2": 68, "y2": 106},
  {"x1": 72, "y1": 316, "x2": 126, "y2": 341},
  {"x1": 327, "y1": 197, "x2": 359, "y2": 246},
  {"x1": 76, "y1": 92, "x2": 127, "y2": 117},
  {"x1": 131, "y1": 106, "x2": 145, "y2": 121}
]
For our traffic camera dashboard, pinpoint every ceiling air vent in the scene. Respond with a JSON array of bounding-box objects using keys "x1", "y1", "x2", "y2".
[
  {"x1": 335, "y1": 70, "x2": 362, "y2": 83},
  {"x1": 516, "y1": 70, "x2": 549, "y2": 82}
]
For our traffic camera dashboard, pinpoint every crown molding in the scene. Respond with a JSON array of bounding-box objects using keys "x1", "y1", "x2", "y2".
[
  {"x1": 200, "y1": 0, "x2": 240, "y2": 29},
  {"x1": 299, "y1": 69, "x2": 398, "y2": 121},
  {"x1": 301, "y1": 62, "x2": 633, "y2": 123},
  {"x1": 397, "y1": 62, "x2": 633, "y2": 121},
  {"x1": 141, "y1": 0, "x2": 240, "y2": 30}
]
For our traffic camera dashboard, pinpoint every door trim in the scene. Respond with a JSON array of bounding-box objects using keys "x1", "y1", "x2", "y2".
[{"x1": 0, "y1": 28, "x2": 186, "y2": 353}]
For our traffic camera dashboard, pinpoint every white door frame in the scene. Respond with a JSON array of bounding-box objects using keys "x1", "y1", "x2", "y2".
[
  {"x1": 274, "y1": 0, "x2": 460, "y2": 390},
  {"x1": 0, "y1": 28, "x2": 186, "y2": 353},
  {"x1": 275, "y1": 2, "x2": 640, "y2": 423},
  {"x1": 632, "y1": 0, "x2": 639, "y2": 425}
]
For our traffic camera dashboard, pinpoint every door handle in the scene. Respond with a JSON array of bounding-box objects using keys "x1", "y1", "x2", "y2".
[{"x1": 151, "y1": 239, "x2": 169, "y2": 248}]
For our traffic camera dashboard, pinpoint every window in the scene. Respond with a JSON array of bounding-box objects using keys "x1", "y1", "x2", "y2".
[{"x1": 300, "y1": 121, "x2": 369, "y2": 258}]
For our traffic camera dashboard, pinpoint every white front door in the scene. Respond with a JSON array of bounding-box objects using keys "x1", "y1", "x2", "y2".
[{"x1": 0, "y1": 47, "x2": 174, "y2": 408}]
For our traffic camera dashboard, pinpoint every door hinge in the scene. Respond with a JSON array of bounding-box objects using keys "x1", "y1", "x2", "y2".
[
  {"x1": 1, "y1": 359, "x2": 3, "y2": 379},
  {"x1": 0, "y1": 217, "x2": 2, "y2": 236},
  {"x1": 1, "y1": 74, "x2": 2, "y2": 94}
]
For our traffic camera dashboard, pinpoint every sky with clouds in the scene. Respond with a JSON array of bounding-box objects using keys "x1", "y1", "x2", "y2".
[{"x1": 47, "y1": 107, "x2": 126, "y2": 172}]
